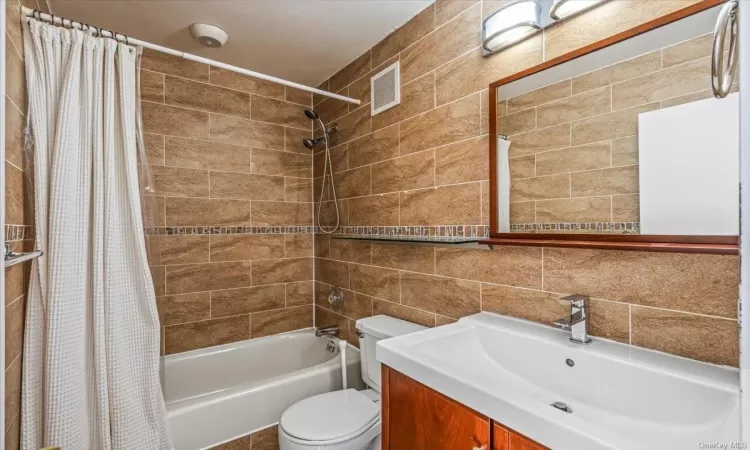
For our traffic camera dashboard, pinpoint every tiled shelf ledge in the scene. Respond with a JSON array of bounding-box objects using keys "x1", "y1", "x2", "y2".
[
  {"x1": 331, "y1": 235, "x2": 483, "y2": 247},
  {"x1": 479, "y1": 237, "x2": 739, "y2": 255}
]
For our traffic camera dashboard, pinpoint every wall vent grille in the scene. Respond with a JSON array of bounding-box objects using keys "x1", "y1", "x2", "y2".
[{"x1": 370, "y1": 61, "x2": 400, "y2": 116}]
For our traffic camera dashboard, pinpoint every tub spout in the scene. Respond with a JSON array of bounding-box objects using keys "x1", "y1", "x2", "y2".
[{"x1": 315, "y1": 325, "x2": 339, "y2": 337}]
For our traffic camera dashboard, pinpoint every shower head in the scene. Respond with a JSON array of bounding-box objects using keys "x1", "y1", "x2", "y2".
[
  {"x1": 304, "y1": 109, "x2": 319, "y2": 120},
  {"x1": 303, "y1": 137, "x2": 324, "y2": 150}
]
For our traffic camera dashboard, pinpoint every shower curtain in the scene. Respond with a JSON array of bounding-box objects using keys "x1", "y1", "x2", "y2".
[{"x1": 20, "y1": 18, "x2": 173, "y2": 449}]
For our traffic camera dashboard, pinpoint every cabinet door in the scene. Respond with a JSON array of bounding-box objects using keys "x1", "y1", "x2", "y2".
[
  {"x1": 384, "y1": 366, "x2": 490, "y2": 450},
  {"x1": 493, "y1": 422, "x2": 548, "y2": 450}
]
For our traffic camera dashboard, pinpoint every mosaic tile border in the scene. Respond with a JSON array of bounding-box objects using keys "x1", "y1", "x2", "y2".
[
  {"x1": 144, "y1": 226, "x2": 316, "y2": 236},
  {"x1": 4, "y1": 225, "x2": 34, "y2": 242},
  {"x1": 510, "y1": 222, "x2": 640, "y2": 233},
  {"x1": 320, "y1": 225, "x2": 491, "y2": 238}
]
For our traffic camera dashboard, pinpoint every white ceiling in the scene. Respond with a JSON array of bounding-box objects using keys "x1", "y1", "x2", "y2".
[{"x1": 47, "y1": 0, "x2": 434, "y2": 87}]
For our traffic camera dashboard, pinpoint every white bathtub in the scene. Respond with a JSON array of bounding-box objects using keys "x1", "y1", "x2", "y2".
[{"x1": 163, "y1": 328, "x2": 363, "y2": 450}]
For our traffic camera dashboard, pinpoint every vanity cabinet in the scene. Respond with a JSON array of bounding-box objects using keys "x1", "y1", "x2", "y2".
[{"x1": 382, "y1": 366, "x2": 547, "y2": 450}]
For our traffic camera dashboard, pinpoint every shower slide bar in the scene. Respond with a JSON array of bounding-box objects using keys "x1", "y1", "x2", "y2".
[
  {"x1": 4, "y1": 243, "x2": 43, "y2": 268},
  {"x1": 20, "y1": 6, "x2": 362, "y2": 106}
]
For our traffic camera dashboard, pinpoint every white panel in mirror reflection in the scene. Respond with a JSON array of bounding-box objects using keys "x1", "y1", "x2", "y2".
[
  {"x1": 497, "y1": 5, "x2": 722, "y2": 101},
  {"x1": 497, "y1": 137, "x2": 511, "y2": 232},
  {"x1": 639, "y1": 93, "x2": 739, "y2": 235}
]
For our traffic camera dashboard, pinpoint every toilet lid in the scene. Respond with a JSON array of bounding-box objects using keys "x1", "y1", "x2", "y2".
[{"x1": 280, "y1": 389, "x2": 379, "y2": 443}]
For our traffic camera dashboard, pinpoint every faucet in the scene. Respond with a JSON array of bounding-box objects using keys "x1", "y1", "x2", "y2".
[
  {"x1": 554, "y1": 294, "x2": 592, "y2": 344},
  {"x1": 315, "y1": 325, "x2": 339, "y2": 338}
]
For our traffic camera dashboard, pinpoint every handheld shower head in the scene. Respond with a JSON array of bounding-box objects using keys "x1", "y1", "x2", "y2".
[
  {"x1": 304, "y1": 109, "x2": 319, "y2": 120},
  {"x1": 303, "y1": 138, "x2": 321, "y2": 150}
]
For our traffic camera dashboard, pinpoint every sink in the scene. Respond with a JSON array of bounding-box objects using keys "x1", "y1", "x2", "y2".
[{"x1": 376, "y1": 312, "x2": 740, "y2": 450}]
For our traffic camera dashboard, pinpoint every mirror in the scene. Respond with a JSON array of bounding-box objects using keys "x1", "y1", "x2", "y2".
[{"x1": 490, "y1": 4, "x2": 739, "y2": 239}]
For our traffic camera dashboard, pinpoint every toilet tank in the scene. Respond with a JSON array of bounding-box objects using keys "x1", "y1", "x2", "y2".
[{"x1": 355, "y1": 315, "x2": 426, "y2": 392}]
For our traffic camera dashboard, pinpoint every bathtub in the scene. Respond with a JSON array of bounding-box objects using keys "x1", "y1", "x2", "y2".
[{"x1": 163, "y1": 328, "x2": 363, "y2": 450}]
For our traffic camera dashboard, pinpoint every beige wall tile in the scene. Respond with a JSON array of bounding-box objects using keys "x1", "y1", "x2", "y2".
[
  {"x1": 166, "y1": 262, "x2": 252, "y2": 295},
  {"x1": 511, "y1": 174, "x2": 569, "y2": 202},
  {"x1": 400, "y1": 93, "x2": 480, "y2": 155},
  {"x1": 285, "y1": 234, "x2": 314, "y2": 258},
  {"x1": 142, "y1": 102, "x2": 209, "y2": 140},
  {"x1": 661, "y1": 86, "x2": 736, "y2": 109},
  {"x1": 498, "y1": 108, "x2": 536, "y2": 136},
  {"x1": 315, "y1": 259, "x2": 350, "y2": 289},
  {"x1": 434, "y1": 136, "x2": 489, "y2": 185},
  {"x1": 480, "y1": 89, "x2": 490, "y2": 135},
  {"x1": 165, "y1": 76, "x2": 250, "y2": 118},
  {"x1": 536, "y1": 86, "x2": 611, "y2": 128},
  {"x1": 165, "y1": 198, "x2": 251, "y2": 226},
  {"x1": 481, "y1": 179, "x2": 490, "y2": 226},
  {"x1": 209, "y1": 67, "x2": 284, "y2": 99},
  {"x1": 372, "y1": 151, "x2": 434, "y2": 194},
  {"x1": 285, "y1": 177, "x2": 313, "y2": 202},
  {"x1": 400, "y1": 183, "x2": 481, "y2": 225},
  {"x1": 319, "y1": 199, "x2": 350, "y2": 227},
  {"x1": 508, "y1": 155, "x2": 534, "y2": 180},
  {"x1": 507, "y1": 80, "x2": 571, "y2": 114},
  {"x1": 328, "y1": 105, "x2": 372, "y2": 146},
  {"x1": 334, "y1": 166, "x2": 372, "y2": 198},
  {"x1": 158, "y1": 235, "x2": 210, "y2": 265},
  {"x1": 165, "y1": 315, "x2": 248, "y2": 354},
  {"x1": 631, "y1": 307, "x2": 738, "y2": 366},
  {"x1": 314, "y1": 144, "x2": 347, "y2": 177},
  {"x1": 211, "y1": 284, "x2": 285, "y2": 317},
  {"x1": 151, "y1": 166, "x2": 209, "y2": 198},
  {"x1": 150, "y1": 266, "x2": 165, "y2": 297},
  {"x1": 4, "y1": 258, "x2": 28, "y2": 306},
  {"x1": 285, "y1": 127, "x2": 314, "y2": 154},
  {"x1": 5, "y1": 1, "x2": 23, "y2": 57},
  {"x1": 349, "y1": 75, "x2": 371, "y2": 108},
  {"x1": 612, "y1": 194, "x2": 639, "y2": 222},
  {"x1": 372, "y1": 5, "x2": 434, "y2": 67},
  {"x1": 436, "y1": 0, "x2": 478, "y2": 25},
  {"x1": 210, "y1": 235, "x2": 285, "y2": 262},
  {"x1": 662, "y1": 33, "x2": 713, "y2": 68},
  {"x1": 286, "y1": 281, "x2": 314, "y2": 306},
  {"x1": 5, "y1": 353, "x2": 22, "y2": 432},
  {"x1": 348, "y1": 125, "x2": 400, "y2": 168},
  {"x1": 372, "y1": 72, "x2": 435, "y2": 132},
  {"x1": 508, "y1": 123, "x2": 571, "y2": 157},
  {"x1": 543, "y1": 248, "x2": 738, "y2": 318},
  {"x1": 316, "y1": 96, "x2": 349, "y2": 123},
  {"x1": 612, "y1": 57, "x2": 711, "y2": 110},
  {"x1": 482, "y1": 284, "x2": 568, "y2": 325},
  {"x1": 572, "y1": 51, "x2": 661, "y2": 94},
  {"x1": 315, "y1": 306, "x2": 352, "y2": 344},
  {"x1": 160, "y1": 292, "x2": 210, "y2": 325},
  {"x1": 5, "y1": 38, "x2": 25, "y2": 112},
  {"x1": 436, "y1": 246, "x2": 543, "y2": 289},
  {"x1": 140, "y1": 70, "x2": 165, "y2": 103},
  {"x1": 4, "y1": 163, "x2": 24, "y2": 225},
  {"x1": 251, "y1": 95, "x2": 309, "y2": 129},
  {"x1": 330, "y1": 51, "x2": 372, "y2": 92},
  {"x1": 611, "y1": 136, "x2": 638, "y2": 167},
  {"x1": 373, "y1": 298, "x2": 436, "y2": 327},
  {"x1": 349, "y1": 194, "x2": 400, "y2": 226},
  {"x1": 571, "y1": 102, "x2": 659, "y2": 145},
  {"x1": 536, "y1": 197, "x2": 611, "y2": 223},
  {"x1": 371, "y1": 244, "x2": 434, "y2": 274},
  {"x1": 142, "y1": 48, "x2": 209, "y2": 81},
  {"x1": 510, "y1": 201, "x2": 536, "y2": 224},
  {"x1": 350, "y1": 264, "x2": 400, "y2": 302},
  {"x1": 251, "y1": 148, "x2": 311, "y2": 178},
  {"x1": 535, "y1": 142, "x2": 611, "y2": 176},
  {"x1": 210, "y1": 114, "x2": 285, "y2": 150},
  {"x1": 315, "y1": 283, "x2": 373, "y2": 320},
  {"x1": 164, "y1": 137, "x2": 252, "y2": 173},
  {"x1": 5, "y1": 410, "x2": 20, "y2": 450},
  {"x1": 5, "y1": 98, "x2": 24, "y2": 169},
  {"x1": 589, "y1": 300, "x2": 630, "y2": 343},
  {"x1": 401, "y1": 272, "x2": 480, "y2": 318},
  {"x1": 285, "y1": 86, "x2": 312, "y2": 106},
  {"x1": 253, "y1": 257, "x2": 312, "y2": 285},
  {"x1": 5, "y1": 297, "x2": 25, "y2": 368},
  {"x1": 252, "y1": 202, "x2": 312, "y2": 227},
  {"x1": 570, "y1": 166, "x2": 638, "y2": 197},
  {"x1": 210, "y1": 171, "x2": 284, "y2": 201},
  {"x1": 144, "y1": 133, "x2": 165, "y2": 166},
  {"x1": 328, "y1": 240, "x2": 371, "y2": 264}
]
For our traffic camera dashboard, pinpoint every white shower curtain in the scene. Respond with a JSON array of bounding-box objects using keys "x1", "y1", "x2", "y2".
[{"x1": 20, "y1": 18, "x2": 173, "y2": 449}]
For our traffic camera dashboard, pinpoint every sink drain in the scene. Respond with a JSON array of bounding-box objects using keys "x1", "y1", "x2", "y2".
[{"x1": 551, "y1": 401, "x2": 572, "y2": 413}]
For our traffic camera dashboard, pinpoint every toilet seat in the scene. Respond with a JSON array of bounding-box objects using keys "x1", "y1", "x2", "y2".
[{"x1": 279, "y1": 389, "x2": 379, "y2": 445}]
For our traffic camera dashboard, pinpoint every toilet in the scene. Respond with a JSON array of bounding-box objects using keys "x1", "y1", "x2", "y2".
[{"x1": 278, "y1": 315, "x2": 425, "y2": 450}]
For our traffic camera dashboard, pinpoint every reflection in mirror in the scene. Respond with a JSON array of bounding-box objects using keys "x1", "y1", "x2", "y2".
[{"x1": 494, "y1": 6, "x2": 739, "y2": 236}]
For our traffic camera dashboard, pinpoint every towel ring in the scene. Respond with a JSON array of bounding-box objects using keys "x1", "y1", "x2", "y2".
[{"x1": 712, "y1": 0, "x2": 739, "y2": 98}]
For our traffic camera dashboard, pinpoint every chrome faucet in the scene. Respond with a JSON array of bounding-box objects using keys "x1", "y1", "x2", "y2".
[
  {"x1": 554, "y1": 294, "x2": 592, "y2": 344},
  {"x1": 315, "y1": 325, "x2": 340, "y2": 338}
]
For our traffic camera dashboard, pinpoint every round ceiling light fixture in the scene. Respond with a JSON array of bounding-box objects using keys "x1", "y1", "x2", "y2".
[{"x1": 189, "y1": 23, "x2": 228, "y2": 48}]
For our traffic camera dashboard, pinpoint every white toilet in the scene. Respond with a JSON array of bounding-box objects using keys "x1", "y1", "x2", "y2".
[{"x1": 278, "y1": 315, "x2": 425, "y2": 450}]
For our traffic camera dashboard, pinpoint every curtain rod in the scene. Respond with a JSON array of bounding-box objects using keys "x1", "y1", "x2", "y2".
[{"x1": 20, "y1": 6, "x2": 361, "y2": 106}]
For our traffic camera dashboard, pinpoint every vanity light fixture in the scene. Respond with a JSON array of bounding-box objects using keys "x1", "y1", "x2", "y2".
[
  {"x1": 549, "y1": 0, "x2": 608, "y2": 21},
  {"x1": 482, "y1": 0, "x2": 542, "y2": 55}
]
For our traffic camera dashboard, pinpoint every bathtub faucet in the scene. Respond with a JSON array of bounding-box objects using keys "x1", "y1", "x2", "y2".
[{"x1": 315, "y1": 325, "x2": 340, "y2": 337}]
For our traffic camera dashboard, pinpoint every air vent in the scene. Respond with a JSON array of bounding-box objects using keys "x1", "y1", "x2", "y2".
[{"x1": 370, "y1": 61, "x2": 400, "y2": 116}]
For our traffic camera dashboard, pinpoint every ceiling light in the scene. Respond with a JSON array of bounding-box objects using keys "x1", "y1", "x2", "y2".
[
  {"x1": 483, "y1": 0, "x2": 542, "y2": 55},
  {"x1": 549, "y1": 0, "x2": 608, "y2": 21}
]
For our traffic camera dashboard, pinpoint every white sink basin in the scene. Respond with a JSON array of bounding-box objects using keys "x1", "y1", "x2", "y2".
[{"x1": 376, "y1": 312, "x2": 740, "y2": 450}]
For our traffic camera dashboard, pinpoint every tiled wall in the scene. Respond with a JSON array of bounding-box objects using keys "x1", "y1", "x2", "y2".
[
  {"x1": 4, "y1": 1, "x2": 49, "y2": 448},
  {"x1": 139, "y1": 49, "x2": 317, "y2": 354},
  {"x1": 500, "y1": 32, "x2": 738, "y2": 232},
  {"x1": 312, "y1": 0, "x2": 740, "y2": 367}
]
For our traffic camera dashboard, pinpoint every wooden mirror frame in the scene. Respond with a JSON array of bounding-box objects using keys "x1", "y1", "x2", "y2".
[{"x1": 485, "y1": 0, "x2": 738, "y2": 255}]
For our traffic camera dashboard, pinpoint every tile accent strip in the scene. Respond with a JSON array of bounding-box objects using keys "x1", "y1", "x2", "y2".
[
  {"x1": 4, "y1": 225, "x2": 34, "y2": 241},
  {"x1": 510, "y1": 222, "x2": 641, "y2": 233},
  {"x1": 321, "y1": 225, "x2": 491, "y2": 238},
  {"x1": 144, "y1": 226, "x2": 316, "y2": 236}
]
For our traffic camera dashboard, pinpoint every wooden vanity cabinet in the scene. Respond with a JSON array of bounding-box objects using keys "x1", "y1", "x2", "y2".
[{"x1": 382, "y1": 366, "x2": 547, "y2": 450}]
